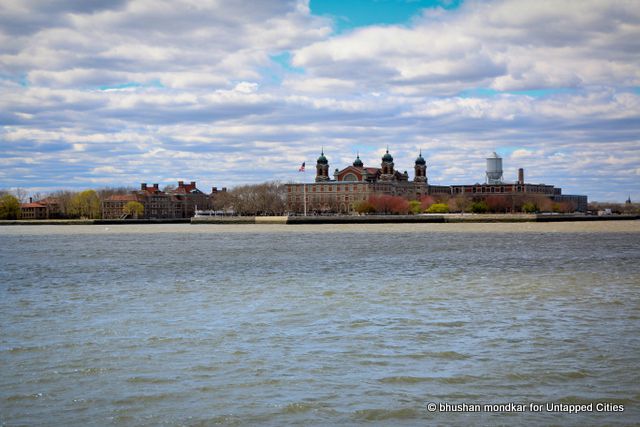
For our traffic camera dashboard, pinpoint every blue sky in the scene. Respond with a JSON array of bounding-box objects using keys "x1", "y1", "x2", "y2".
[
  {"x1": 310, "y1": 0, "x2": 463, "y2": 32},
  {"x1": 1, "y1": 0, "x2": 639, "y2": 201}
]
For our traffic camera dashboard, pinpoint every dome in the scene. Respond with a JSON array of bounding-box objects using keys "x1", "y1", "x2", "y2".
[
  {"x1": 415, "y1": 151, "x2": 426, "y2": 165},
  {"x1": 382, "y1": 149, "x2": 393, "y2": 162},
  {"x1": 317, "y1": 150, "x2": 328, "y2": 165},
  {"x1": 353, "y1": 154, "x2": 363, "y2": 167}
]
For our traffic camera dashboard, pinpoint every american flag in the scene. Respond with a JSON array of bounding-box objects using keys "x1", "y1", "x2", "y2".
[{"x1": 298, "y1": 162, "x2": 305, "y2": 172}]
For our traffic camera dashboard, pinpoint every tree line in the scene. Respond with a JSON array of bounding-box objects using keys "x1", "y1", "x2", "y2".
[
  {"x1": 211, "y1": 182, "x2": 287, "y2": 215},
  {"x1": 354, "y1": 194, "x2": 579, "y2": 215},
  {"x1": 0, "y1": 183, "x2": 289, "y2": 219},
  {"x1": 0, "y1": 187, "x2": 133, "y2": 220}
]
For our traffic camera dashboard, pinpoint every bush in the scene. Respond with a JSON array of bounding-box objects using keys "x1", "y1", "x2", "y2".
[
  {"x1": 368, "y1": 195, "x2": 409, "y2": 215},
  {"x1": 522, "y1": 202, "x2": 537, "y2": 213},
  {"x1": 354, "y1": 200, "x2": 376, "y2": 214},
  {"x1": 408, "y1": 200, "x2": 422, "y2": 215},
  {"x1": 426, "y1": 203, "x2": 449, "y2": 213},
  {"x1": 470, "y1": 201, "x2": 488, "y2": 213},
  {"x1": 419, "y1": 195, "x2": 436, "y2": 211}
]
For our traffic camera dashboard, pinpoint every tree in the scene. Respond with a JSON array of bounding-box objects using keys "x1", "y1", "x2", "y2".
[
  {"x1": 13, "y1": 188, "x2": 28, "y2": 203},
  {"x1": 70, "y1": 190, "x2": 101, "y2": 219},
  {"x1": 123, "y1": 201, "x2": 144, "y2": 219},
  {"x1": 485, "y1": 196, "x2": 510, "y2": 213},
  {"x1": 0, "y1": 194, "x2": 20, "y2": 219},
  {"x1": 426, "y1": 203, "x2": 449, "y2": 213},
  {"x1": 229, "y1": 181, "x2": 287, "y2": 215},
  {"x1": 536, "y1": 197, "x2": 553, "y2": 213},
  {"x1": 470, "y1": 200, "x2": 489, "y2": 213},
  {"x1": 354, "y1": 200, "x2": 376, "y2": 214},
  {"x1": 408, "y1": 200, "x2": 422, "y2": 215},
  {"x1": 211, "y1": 191, "x2": 236, "y2": 213},
  {"x1": 449, "y1": 195, "x2": 471, "y2": 213},
  {"x1": 522, "y1": 201, "x2": 537, "y2": 213},
  {"x1": 368, "y1": 194, "x2": 409, "y2": 215},
  {"x1": 419, "y1": 195, "x2": 436, "y2": 211}
]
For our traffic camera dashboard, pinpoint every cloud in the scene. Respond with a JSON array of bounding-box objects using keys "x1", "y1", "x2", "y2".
[
  {"x1": 292, "y1": 0, "x2": 640, "y2": 94},
  {"x1": 0, "y1": 0, "x2": 638, "y2": 202}
]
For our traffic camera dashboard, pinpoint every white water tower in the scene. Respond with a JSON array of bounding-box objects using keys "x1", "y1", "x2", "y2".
[{"x1": 486, "y1": 152, "x2": 503, "y2": 184}]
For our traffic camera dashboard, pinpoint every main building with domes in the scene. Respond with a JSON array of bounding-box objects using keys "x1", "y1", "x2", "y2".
[
  {"x1": 286, "y1": 149, "x2": 451, "y2": 214},
  {"x1": 286, "y1": 149, "x2": 588, "y2": 214}
]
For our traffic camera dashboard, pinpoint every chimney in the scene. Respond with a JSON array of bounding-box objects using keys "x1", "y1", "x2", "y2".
[
  {"x1": 141, "y1": 183, "x2": 147, "y2": 190},
  {"x1": 222, "y1": 187, "x2": 227, "y2": 192},
  {"x1": 29, "y1": 197, "x2": 33, "y2": 203},
  {"x1": 153, "y1": 183, "x2": 159, "y2": 190},
  {"x1": 211, "y1": 187, "x2": 218, "y2": 193},
  {"x1": 518, "y1": 168, "x2": 524, "y2": 185},
  {"x1": 190, "y1": 181, "x2": 196, "y2": 188},
  {"x1": 178, "y1": 181, "x2": 184, "y2": 187}
]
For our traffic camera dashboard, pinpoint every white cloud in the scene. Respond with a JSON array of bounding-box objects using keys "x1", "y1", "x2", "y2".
[
  {"x1": 292, "y1": 0, "x2": 640, "y2": 94},
  {"x1": 0, "y1": 0, "x2": 638, "y2": 201}
]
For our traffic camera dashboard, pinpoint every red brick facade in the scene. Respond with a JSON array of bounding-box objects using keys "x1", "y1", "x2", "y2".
[{"x1": 102, "y1": 181, "x2": 213, "y2": 219}]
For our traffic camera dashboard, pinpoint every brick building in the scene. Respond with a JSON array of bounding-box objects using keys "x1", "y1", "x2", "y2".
[
  {"x1": 286, "y1": 150, "x2": 588, "y2": 213},
  {"x1": 287, "y1": 150, "x2": 450, "y2": 214},
  {"x1": 102, "y1": 180, "x2": 213, "y2": 219},
  {"x1": 101, "y1": 194, "x2": 145, "y2": 219},
  {"x1": 20, "y1": 201, "x2": 48, "y2": 219},
  {"x1": 20, "y1": 197, "x2": 61, "y2": 219}
]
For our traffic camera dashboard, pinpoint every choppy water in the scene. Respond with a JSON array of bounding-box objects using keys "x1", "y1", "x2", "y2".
[{"x1": 1, "y1": 223, "x2": 639, "y2": 426}]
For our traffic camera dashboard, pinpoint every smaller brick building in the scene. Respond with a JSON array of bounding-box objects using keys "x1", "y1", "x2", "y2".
[
  {"x1": 102, "y1": 181, "x2": 213, "y2": 219},
  {"x1": 20, "y1": 197, "x2": 62, "y2": 219},
  {"x1": 20, "y1": 202, "x2": 48, "y2": 219}
]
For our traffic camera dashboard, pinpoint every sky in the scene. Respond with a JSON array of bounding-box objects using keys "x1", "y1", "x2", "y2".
[{"x1": 1, "y1": 0, "x2": 639, "y2": 202}]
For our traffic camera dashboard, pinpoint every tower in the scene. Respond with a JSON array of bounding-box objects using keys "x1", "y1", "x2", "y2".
[
  {"x1": 315, "y1": 149, "x2": 330, "y2": 182},
  {"x1": 380, "y1": 148, "x2": 395, "y2": 181},
  {"x1": 414, "y1": 150, "x2": 427, "y2": 183},
  {"x1": 486, "y1": 152, "x2": 503, "y2": 184},
  {"x1": 353, "y1": 153, "x2": 363, "y2": 168}
]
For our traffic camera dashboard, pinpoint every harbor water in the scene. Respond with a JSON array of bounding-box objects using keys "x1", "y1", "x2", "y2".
[{"x1": 1, "y1": 223, "x2": 639, "y2": 426}]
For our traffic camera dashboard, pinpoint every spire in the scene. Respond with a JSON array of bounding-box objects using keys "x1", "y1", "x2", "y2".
[
  {"x1": 316, "y1": 148, "x2": 328, "y2": 165},
  {"x1": 353, "y1": 152, "x2": 363, "y2": 167},
  {"x1": 382, "y1": 147, "x2": 393, "y2": 162}
]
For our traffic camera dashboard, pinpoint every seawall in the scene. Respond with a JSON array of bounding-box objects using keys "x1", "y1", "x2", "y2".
[{"x1": 1, "y1": 214, "x2": 638, "y2": 226}]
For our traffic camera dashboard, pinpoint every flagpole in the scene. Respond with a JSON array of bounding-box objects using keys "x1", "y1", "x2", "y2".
[{"x1": 303, "y1": 169, "x2": 307, "y2": 217}]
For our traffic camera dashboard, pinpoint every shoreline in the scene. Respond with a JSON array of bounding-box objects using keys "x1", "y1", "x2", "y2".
[
  {"x1": 1, "y1": 221, "x2": 639, "y2": 234},
  {"x1": 1, "y1": 214, "x2": 638, "y2": 226}
]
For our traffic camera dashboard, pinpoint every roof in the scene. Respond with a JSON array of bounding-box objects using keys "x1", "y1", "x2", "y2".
[
  {"x1": 21, "y1": 202, "x2": 46, "y2": 209},
  {"x1": 171, "y1": 183, "x2": 202, "y2": 194},
  {"x1": 107, "y1": 194, "x2": 140, "y2": 202},
  {"x1": 38, "y1": 197, "x2": 60, "y2": 205},
  {"x1": 142, "y1": 187, "x2": 162, "y2": 194}
]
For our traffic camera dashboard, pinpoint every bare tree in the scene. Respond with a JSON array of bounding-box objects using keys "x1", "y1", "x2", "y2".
[{"x1": 13, "y1": 188, "x2": 29, "y2": 203}]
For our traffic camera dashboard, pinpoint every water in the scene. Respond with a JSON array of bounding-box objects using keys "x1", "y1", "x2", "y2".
[{"x1": 1, "y1": 223, "x2": 639, "y2": 426}]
